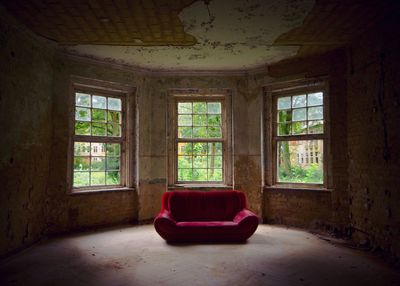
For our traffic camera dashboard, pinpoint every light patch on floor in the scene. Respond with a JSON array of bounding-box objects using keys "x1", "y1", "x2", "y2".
[
  {"x1": 65, "y1": 0, "x2": 315, "y2": 71},
  {"x1": 0, "y1": 225, "x2": 399, "y2": 286}
]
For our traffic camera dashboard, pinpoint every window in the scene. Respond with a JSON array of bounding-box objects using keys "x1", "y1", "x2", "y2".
[
  {"x1": 264, "y1": 79, "x2": 329, "y2": 188},
  {"x1": 69, "y1": 78, "x2": 135, "y2": 192},
  {"x1": 168, "y1": 91, "x2": 232, "y2": 186}
]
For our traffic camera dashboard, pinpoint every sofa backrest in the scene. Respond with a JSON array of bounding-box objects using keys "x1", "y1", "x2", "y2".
[{"x1": 168, "y1": 190, "x2": 246, "y2": 222}]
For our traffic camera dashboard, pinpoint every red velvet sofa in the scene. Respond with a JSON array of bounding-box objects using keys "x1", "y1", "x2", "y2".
[{"x1": 154, "y1": 190, "x2": 259, "y2": 243}]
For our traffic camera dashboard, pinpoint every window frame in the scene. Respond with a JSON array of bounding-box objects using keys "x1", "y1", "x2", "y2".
[
  {"x1": 67, "y1": 76, "x2": 136, "y2": 193},
  {"x1": 264, "y1": 78, "x2": 331, "y2": 190},
  {"x1": 167, "y1": 89, "x2": 233, "y2": 187}
]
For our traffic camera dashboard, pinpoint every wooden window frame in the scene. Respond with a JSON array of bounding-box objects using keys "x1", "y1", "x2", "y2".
[
  {"x1": 167, "y1": 89, "x2": 233, "y2": 188},
  {"x1": 264, "y1": 78, "x2": 331, "y2": 190},
  {"x1": 67, "y1": 76, "x2": 136, "y2": 193}
]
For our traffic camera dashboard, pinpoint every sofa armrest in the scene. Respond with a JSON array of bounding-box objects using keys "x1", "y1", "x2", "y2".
[
  {"x1": 233, "y1": 209, "x2": 259, "y2": 224},
  {"x1": 155, "y1": 210, "x2": 176, "y2": 224}
]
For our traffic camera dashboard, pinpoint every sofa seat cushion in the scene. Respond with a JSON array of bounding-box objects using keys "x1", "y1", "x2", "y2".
[{"x1": 176, "y1": 221, "x2": 238, "y2": 227}]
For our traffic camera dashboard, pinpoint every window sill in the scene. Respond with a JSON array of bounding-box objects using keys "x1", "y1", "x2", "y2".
[
  {"x1": 70, "y1": 187, "x2": 136, "y2": 195},
  {"x1": 264, "y1": 185, "x2": 332, "y2": 193},
  {"x1": 168, "y1": 184, "x2": 233, "y2": 190}
]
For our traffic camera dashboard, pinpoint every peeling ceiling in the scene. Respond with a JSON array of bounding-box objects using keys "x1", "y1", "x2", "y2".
[{"x1": 64, "y1": 0, "x2": 314, "y2": 71}]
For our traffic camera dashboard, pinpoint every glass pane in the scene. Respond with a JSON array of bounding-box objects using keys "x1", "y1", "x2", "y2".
[
  {"x1": 292, "y1": 121, "x2": 307, "y2": 135},
  {"x1": 107, "y1": 124, "x2": 121, "y2": 137},
  {"x1": 178, "y1": 156, "x2": 192, "y2": 168},
  {"x1": 207, "y1": 102, "x2": 221, "y2": 114},
  {"x1": 277, "y1": 140, "x2": 323, "y2": 184},
  {"x1": 106, "y1": 171, "x2": 120, "y2": 185},
  {"x1": 277, "y1": 110, "x2": 291, "y2": 123},
  {"x1": 208, "y1": 127, "x2": 222, "y2": 138},
  {"x1": 92, "y1": 109, "x2": 106, "y2": 122},
  {"x1": 208, "y1": 115, "x2": 221, "y2": 126},
  {"x1": 178, "y1": 102, "x2": 192, "y2": 114},
  {"x1": 75, "y1": 107, "x2": 91, "y2": 121},
  {"x1": 178, "y1": 169, "x2": 192, "y2": 181},
  {"x1": 178, "y1": 127, "x2": 192, "y2": 138},
  {"x1": 292, "y1": 95, "x2": 306, "y2": 108},
  {"x1": 178, "y1": 142, "x2": 192, "y2": 156},
  {"x1": 74, "y1": 156, "x2": 90, "y2": 171},
  {"x1": 208, "y1": 169, "x2": 222, "y2": 181},
  {"x1": 308, "y1": 106, "x2": 323, "y2": 120},
  {"x1": 108, "y1": 97, "x2": 121, "y2": 111},
  {"x1": 106, "y1": 157, "x2": 120, "y2": 170},
  {"x1": 91, "y1": 171, "x2": 106, "y2": 185},
  {"x1": 308, "y1": 120, "x2": 324, "y2": 134},
  {"x1": 208, "y1": 155, "x2": 222, "y2": 168},
  {"x1": 73, "y1": 172, "x2": 89, "y2": 187},
  {"x1": 106, "y1": 143, "x2": 120, "y2": 156},
  {"x1": 92, "y1": 123, "x2": 107, "y2": 136},
  {"x1": 193, "y1": 169, "x2": 207, "y2": 181},
  {"x1": 292, "y1": 108, "x2": 306, "y2": 121},
  {"x1": 75, "y1": 122, "x2": 90, "y2": 135},
  {"x1": 277, "y1": 123, "x2": 291, "y2": 136},
  {"x1": 76, "y1": 93, "x2": 91, "y2": 107},
  {"x1": 178, "y1": 115, "x2": 192, "y2": 126},
  {"x1": 208, "y1": 142, "x2": 222, "y2": 155},
  {"x1": 193, "y1": 143, "x2": 208, "y2": 155},
  {"x1": 108, "y1": 111, "x2": 121, "y2": 123},
  {"x1": 278, "y1": 96, "x2": 291, "y2": 110},
  {"x1": 193, "y1": 155, "x2": 207, "y2": 168},
  {"x1": 74, "y1": 142, "x2": 90, "y2": 156},
  {"x1": 193, "y1": 127, "x2": 207, "y2": 138},
  {"x1": 193, "y1": 102, "x2": 206, "y2": 114},
  {"x1": 92, "y1": 95, "x2": 106, "y2": 109},
  {"x1": 193, "y1": 115, "x2": 207, "y2": 126},
  {"x1": 91, "y1": 143, "x2": 105, "y2": 156},
  {"x1": 91, "y1": 157, "x2": 106, "y2": 171},
  {"x1": 308, "y1": 92, "x2": 323, "y2": 106}
]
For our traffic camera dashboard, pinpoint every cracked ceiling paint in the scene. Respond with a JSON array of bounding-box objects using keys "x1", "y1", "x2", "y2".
[{"x1": 66, "y1": 0, "x2": 315, "y2": 71}]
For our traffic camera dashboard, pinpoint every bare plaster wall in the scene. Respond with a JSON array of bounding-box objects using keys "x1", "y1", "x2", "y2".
[{"x1": 0, "y1": 5, "x2": 55, "y2": 257}]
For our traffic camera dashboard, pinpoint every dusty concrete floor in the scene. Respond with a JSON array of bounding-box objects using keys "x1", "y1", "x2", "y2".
[{"x1": 0, "y1": 224, "x2": 399, "y2": 286}]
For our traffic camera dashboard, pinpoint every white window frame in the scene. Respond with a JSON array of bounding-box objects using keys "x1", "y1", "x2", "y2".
[
  {"x1": 67, "y1": 76, "x2": 136, "y2": 193},
  {"x1": 264, "y1": 78, "x2": 331, "y2": 189},
  {"x1": 167, "y1": 89, "x2": 233, "y2": 187}
]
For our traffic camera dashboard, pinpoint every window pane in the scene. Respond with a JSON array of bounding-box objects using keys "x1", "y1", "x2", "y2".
[
  {"x1": 178, "y1": 102, "x2": 192, "y2": 114},
  {"x1": 193, "y1": 143, "x2": 208, "y2": 155},
  {"x1": 107, "y1": 124, "x2": 121, "y2": 137},
  {"x1": 74, "y1": 156, "x2": 90, "y2": 171},
  {"x1": 193, "y1": 102, "x2": 206, "y2": 114},
  {"x1": 277, "y1": 140, "x2": 323, "y2": 184},
  {"x1": 308, "y1": 120, "x2": 324, "y2": 134},
  {"x1": 193, "y1": 155, "x2": 207, "y2": 168},
  {"x1": 277, "y1": 110, "x2": 291, "y2": 122},
  {"x1": 208, "y1": 169, "x2": 222, "y2": 181},
  {"x1": 208, "y1": 155, "x2": 222, "y2": 168},
  {"x1": 74, "y1": 142, "x2": 90, "y2": 156},
  {"x1": 292, "y1": 108, "x2": 306, "y2": 121},
  {"x1": 92, "y1": 109, "x2": 106, "y2": 122},
  {"x1": 91, "y1": 157, "x2": 106, "y2": 171},
  {"x1": 106, "y1": 171, "x2": 120, "y2": 185},
  {"x1": 75, "y1": 122, "x2": 91, "y2": 135},
  {"x1": 278, "y1": 96, "x2": 291, "y2": 110},
  {"x1": 193, "y1": 115, "x2": 207, "y2": 126},
  {"x1": 92, "y1": 123, "x2": 107, "y2": 136},
  {"x1": 178, "y1": 115, "x2": 192, "y2": 126},
  {"x1": 308, "y1": 92, "x2": 323, "y2": 106},
  {"x1": 75, "y1": 107, "x2": 91, "y2": 121},
  {"x1": 208, "y1": 115, "x2": 221, "y2": 126},
  {"x1": 308, "y1": 106, "x2": 323, "y2": 120},
  {"x1": 108, "y1": 97, "x2": 121, "y2": 111},
  {"x1": 106, "y1": 143, "x2": 120, "y2": 156},
  {"x1": 73, "y1": 172, "x2": 90, "y2": 187},
  {"x1": 208, "y1": 142, "x2": 222, "y2": 155},
  {"x1": 178, "y1": 156, "x2": 192, "y2": 168},
  {"x1": 277, "y1": 123, "x2": 291, "y2": 136},
  {"x1": 106, "y1": 157, "x2": 120, "y2": 170},
  {"x1": 193, "y1": 127, "x2": 207, "y2": 138},
  {"x1": 292, "y1": 121, "x2": 307, "y2": 135},
  {"x1": 193, "y1": 169, "x2": 207, "y2": 181},
  {"x1": 178, "y1": 127, "x2": 192, "y2": 138},
  {"x1": 91, "y1": 171, "x2": 106, "y2": 185},
  {"x1": 108, "y1": 111, "x2": 121, "y2": 123},
  {"x1": 208, "y1": 127, "x2": 222, "y2": 138},
  {"x1": 76, "y1": 93, "x2": 91, "y2": 107},
  {"x1": 92, "y1": 95, "x2": 106, "y2": 109},
  {"x1": 178, "y1": 169, "x2": 192, "y2": 181},
  {"x1": 178, "y1": 142, "x2": 192, "y2": 156},
  {"x1": 292, "y1": 95, "x2": 306, "y2": 108},
  {"x1": 207, "y1": 102, "x2": 221, "y2": 114},
  {"x1": 91, "y1": 143, "x2": 105, "y2": 156}
]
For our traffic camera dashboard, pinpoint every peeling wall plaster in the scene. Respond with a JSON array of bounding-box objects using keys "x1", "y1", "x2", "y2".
[{"x1": 65, "y1": 0, "x2": 314, "y2": 71}]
